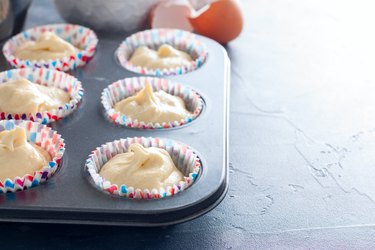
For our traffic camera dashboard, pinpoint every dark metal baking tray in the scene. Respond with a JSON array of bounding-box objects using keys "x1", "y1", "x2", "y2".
[{"x1": 0, "y1": 33, "x2": 230, "y2": 226}]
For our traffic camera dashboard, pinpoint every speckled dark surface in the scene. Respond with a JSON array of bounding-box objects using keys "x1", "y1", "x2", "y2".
[{"x1": 2, "y1": 0, "x2": 375, "y2": 249}]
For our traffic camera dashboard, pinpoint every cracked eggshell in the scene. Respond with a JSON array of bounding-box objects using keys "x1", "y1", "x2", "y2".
[
  {"x1": 189, "y1": 0, "x2": 213, "y2": 10},
  {"x1": 150, "y1": 0, "x2": 195, "y2": 31}
]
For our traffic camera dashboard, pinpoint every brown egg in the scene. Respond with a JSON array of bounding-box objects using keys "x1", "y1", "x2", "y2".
[{"x1": 189, "y1": 0, "x2": 244, "y2": 44}]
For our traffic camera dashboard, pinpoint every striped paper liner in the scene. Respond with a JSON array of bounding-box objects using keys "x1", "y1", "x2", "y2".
[
  {"x1": 0, "y1": 120, "x2": 65, "y2": 193},
  {"x1": 85, "y1": 137, "x2": 201, "y2": 199},
  {"x1": 116, "y1": 29, "x2": 208, "y2": 76},
  {"x1": 2, "y1": 23, "x2": 98, "y2": 71},
  {"x1": 0, "y1": 68, "x2": 84, "y2": 124},
  {"x1": 101, "y1": 76, "x2": 204, "y2": 129}
]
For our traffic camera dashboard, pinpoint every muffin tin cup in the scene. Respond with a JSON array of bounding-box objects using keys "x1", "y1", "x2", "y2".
[
  {"x1": 0, "y1": 120, "x2": 65, "y2": 193},
  {"x1": 2, "y1": 23, "x2": 98, "y2": 71},
  {"x1": 85, "y1": 137, "x2": 201, "y2": 199},
  {"x1": 116, "y1": 29, "x2": 208, "y2": 76},
  {"x1": 0, "y1": 68, "x2": 84, "y2": 124},
  {"x1": 101, "y1": 76, "x2": 204, "y2": 129}
]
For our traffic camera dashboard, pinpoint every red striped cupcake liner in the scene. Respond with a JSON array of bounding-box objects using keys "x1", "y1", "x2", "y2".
[
  {"x1": 85, "y1": 137, "x2": 201, "y2": 199},
  {"x1": 2, "y1": 23, "x2": 98, "y2": 71},
  {"x1": 0, "y1": 120, "x2": 65, "y2": 193},
  {"x1": 101, "y1": 76, "x2": 204, "y2": 129},
  {"x1": 0, "y1": 68, "x2": 84, "y2": 124},
  {"x1": 116, "y1": 29, "x2": 208, "y2": 76}
]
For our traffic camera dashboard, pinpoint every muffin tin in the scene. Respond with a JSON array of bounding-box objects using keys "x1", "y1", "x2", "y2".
[{"x1": 0, "y1": 32, "x2": 229, "y2": 226}]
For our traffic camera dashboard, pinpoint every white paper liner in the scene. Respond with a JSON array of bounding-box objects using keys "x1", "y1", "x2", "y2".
[
  {"x1": 2, "y1": 23, "x2": 98, "y2": 71},
  {"x1": 116, "y1": 29, "x2": 208, "y2": 76},
  {"x1": 101, "y1": 76, "x2": 204, "y2": 129},
  {"x1": 0, "y1": 120, "x2": 65, "y2": 193},
  {"x1": 85, "y1": 137, "x2": 201, "y2": 199},
  {"x1": 0, "y1": 68, "x2": 84, "y2": 124}
]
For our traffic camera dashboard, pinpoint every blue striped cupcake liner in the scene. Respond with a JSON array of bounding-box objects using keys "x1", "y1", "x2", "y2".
[
  {"x1": 101, "y1": 76, "x2": 204, "y2": 129},
  {"x1": 85, "y1": 137, "x2": 201, "y2": 199},
  {"x1": 0, "y1": 68, "x2": 84, "y2": 124},
  {"x1": 3, "y1": 23, "x2": 98, "y2": 71},
  {"x1": 116, "y1": 29, "x2": 208, "y2": 76},
  {"x1": 0, "y1": 120, "x2": 65, "y2": 193}
]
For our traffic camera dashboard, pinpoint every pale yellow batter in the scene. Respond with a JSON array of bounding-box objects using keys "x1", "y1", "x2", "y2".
[
  {"x1": 99, "y1": 143, "x2": 184, "y2": 190},
  {"x1": 0, "y1": 78, "x2": 70, "y2": 114},
  {"x1": 129, "y1": 44, "x2": 193, "y2": 70},
  {"x1": 114, "y1": 83, "x2": 192, "y2": 123},
  {"x1": 15, "y1": 31, "x2": 78, "y2": 61},
  {"x1": 0, "y1": 127, "x2": 51, "y2": 181}
]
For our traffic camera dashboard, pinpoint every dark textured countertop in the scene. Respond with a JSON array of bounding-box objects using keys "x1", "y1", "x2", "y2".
[{"x1": 2, "y1": 0, "x2": 375, "y2": 249}]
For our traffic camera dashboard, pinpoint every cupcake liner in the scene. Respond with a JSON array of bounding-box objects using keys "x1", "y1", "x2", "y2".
[
  {"x1": 85, "y1": 137, "x2": 201, "y2": 199},
  {"x1": 0, "y1": 68, "x2": 84, "y2": 124},
  {"x1": 101, "y1": 76, "x2": 204, "y2": 129},
  {"x1": 0, "y1": 120, "x2": 65, "y2": 193},
  {"x1": 2, "y1": 23, "x2": 98, "y2": 71},
  {"x1": 116, "y1": 29, "x2": 208, "y2": 76}
]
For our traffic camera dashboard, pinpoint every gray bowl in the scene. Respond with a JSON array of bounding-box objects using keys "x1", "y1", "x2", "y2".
[
  {"x1": 54, "y1": 0, "x2": 162, "y2": 35},
  {"x1": 0, "y1": 0, "x2": 32, "y2": 42}
]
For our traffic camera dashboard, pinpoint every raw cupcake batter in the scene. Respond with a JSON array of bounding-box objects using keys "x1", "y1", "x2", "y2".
[
  {"x1": 114, "y1": 82, "x2": 192, "y2": 123},
  {"x1": 0, "y1": 127, "x2": 51, "y2": 181},
  {"x1": 0, "y1": 78, "x2": 70, "y2": 114},
  {"x1": 15, "y1": 31, "x2": 78, "y2": 61},
  {"x1": 99, "y1": 143, "x2": 184, "y2": 190},
  {"x1": 129, "y1": 44, "x2": 193, "y2": 70}
]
